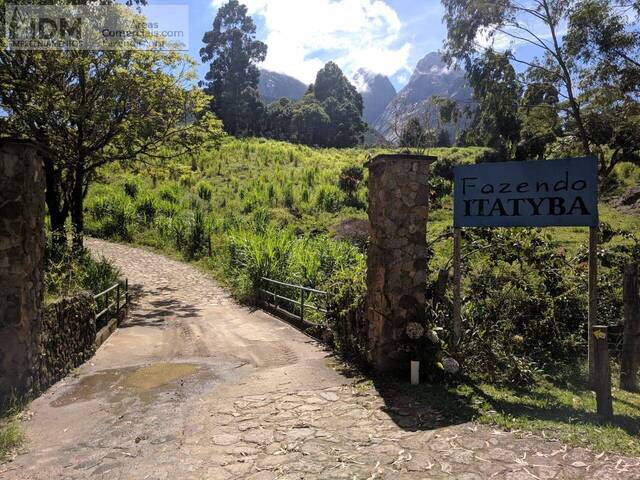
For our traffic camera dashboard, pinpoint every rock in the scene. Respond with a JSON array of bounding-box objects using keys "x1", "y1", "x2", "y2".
[{"x1": 620, "y1": 184, "x2": 640, "y2": 206}]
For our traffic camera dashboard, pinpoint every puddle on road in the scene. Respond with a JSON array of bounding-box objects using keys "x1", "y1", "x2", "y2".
[
  {"x1": 124, "y1": 363, "x2": 197, "y2": 390},
  {"x1": 52, "y1": 363, "x2": 200, "y2": 407}
]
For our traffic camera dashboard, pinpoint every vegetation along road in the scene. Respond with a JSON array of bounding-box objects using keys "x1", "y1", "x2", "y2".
[{"x1": 1, "y1": 238, "x2": 637, "y2": 479}]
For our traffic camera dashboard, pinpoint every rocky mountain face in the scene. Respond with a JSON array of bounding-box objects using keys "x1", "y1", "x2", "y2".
[
  {"x1": 372, "y1": 52, "x2": 472, "y2": 142},
  {"x1": 258, "y1": 69, "x2": 308, "y2": 104},
  {"x1": 353, "y1": 69, "x2": 397, "y2": 125}
]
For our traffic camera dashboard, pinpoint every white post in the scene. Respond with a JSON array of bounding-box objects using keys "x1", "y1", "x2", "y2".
[{"x1": 410, "y1": 360, "x2": 420, "y2": 385}]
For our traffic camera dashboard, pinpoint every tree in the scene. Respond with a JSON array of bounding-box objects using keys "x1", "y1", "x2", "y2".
[
  {"x1": 291, "y1": 99, "x2": 330, "y2": 146},
  {"x1": 462, "y1": 49, "x2": 522, "y2": 157},
  {"x1": 516, "y1": 83, "x2": 561, "y2": 160},
  {"x1": 400, "y1": 118, "x2": 426, "y2": 149},
  {"x1": 564, "y1": 0, "x2": 640, "y2": 174},
  {"x1": 442, "y1": 0, "x2": 639, "y2": 174},
  {"x1": 200, "y1": 0, "x2": 267, "y2": 136},
  {"x1": 433, "y1": 96, "x2": 462, "y2": 143},
  {"x1": 436, "y1": 129, "x2": 452, "y2": 147},
  {"x1": 265, "y1": 98, "x2": 294, "y2": 140},
  {"x1": 0, "y1": 3, "x2": 224, "y2": 250},
  {"x1": 313, "y1": 62, "x2": 367, "y2": 147}
]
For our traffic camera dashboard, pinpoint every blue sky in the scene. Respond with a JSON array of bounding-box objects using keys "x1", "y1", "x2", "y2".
[
  {"x1": 143, "y1": 0, "x2": 450, "y2": 90},
  {"x1": 143, "y1": 0, "x2": 590, "y2": 90}
]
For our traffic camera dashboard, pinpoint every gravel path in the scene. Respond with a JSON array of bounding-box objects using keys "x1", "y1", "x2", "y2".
[{"x1": 3, "y1": 239, "x2": 639, "y2": 479}]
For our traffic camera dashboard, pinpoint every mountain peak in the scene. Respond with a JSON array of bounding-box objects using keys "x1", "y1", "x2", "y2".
[
  {"x1": 413, "y1": 51, "x2": 455, "y2": 78},
  {"x1": 353, "y1": 70, "x2": 396, "y2": 124},
  {"x1": 372, "y1": 51, "x2": 472, "y2": 142}
]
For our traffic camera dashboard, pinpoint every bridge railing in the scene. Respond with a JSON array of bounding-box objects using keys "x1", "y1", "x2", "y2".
[
  {"x1": 94, "y1": 279, "x2": 129, "y2": 330},
  {"x1": 259, "y1": 277, "x2": 328, "y2": 324}
]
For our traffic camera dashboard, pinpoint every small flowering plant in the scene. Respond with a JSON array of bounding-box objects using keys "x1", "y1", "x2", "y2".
[{"x1": 401, "y1": 320, "x2": 443, "y2": 363}]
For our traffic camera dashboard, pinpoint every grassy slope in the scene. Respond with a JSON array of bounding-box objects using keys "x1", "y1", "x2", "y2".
[{"x1": 87, "y1": 138, "x2": 640, "y2": 454}]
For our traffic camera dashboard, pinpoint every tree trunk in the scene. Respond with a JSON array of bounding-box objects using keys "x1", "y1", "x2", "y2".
[
  {"x1": 71, "y1": 164, "x2": 85, "y2": 253},
  {"x1": 621, "y1": 263, "x2": 640, "y2": 391},
  {"x1": 43, "y1": 157, "x2": 68, "y2": 254}
]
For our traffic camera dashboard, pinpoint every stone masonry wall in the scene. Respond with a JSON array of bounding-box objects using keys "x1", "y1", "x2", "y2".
[
  {"x1": 366, "y1": 154, "x2": 433, "y2": 372},
  {"x1": 0, "y1": 140, "x2": 45, "y2": 401},
  {"x1": 36, "y1": 293, "x2": 96, "y2": 393}
]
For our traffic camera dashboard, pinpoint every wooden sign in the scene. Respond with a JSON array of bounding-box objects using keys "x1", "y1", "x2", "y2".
[{"x1": 454, "y1": 157, "x2": 599, "y2": 228}]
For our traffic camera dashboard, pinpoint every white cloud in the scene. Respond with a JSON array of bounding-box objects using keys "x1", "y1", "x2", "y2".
[{"x1": 211, "y1": 0, "x2": 411, "y2": 84}]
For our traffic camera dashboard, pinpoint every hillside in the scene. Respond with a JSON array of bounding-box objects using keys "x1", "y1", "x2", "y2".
[
  {"x1": 258, "y1": 69, "x2": 308, "y2": 104},
  {"x1": 86, "y1": 140, "x2": 492, "y2": 246},
  {"x1": 86, "y1": 139, "x2": 639, "y2": 257}
]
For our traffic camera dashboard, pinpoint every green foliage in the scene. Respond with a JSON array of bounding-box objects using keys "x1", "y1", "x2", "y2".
[
  {"x1": 461, "y1": 49, "x2": 521, "y2": 156},
  {"x1": 1, "y1": 1, "x2": 225, "y2": 248},
  {"x1": 337, "y1": 166, "x2": 364, "y2": 198},
  {"x1": 196, "y1": 181, "x2": 213, "y2": 201},
  {"x1": 44, "y1": 242, "x2": 121, "y2": 303},
  {"x1": 0, "y1": 422, "x2": 22, "y2": 461},
  {"x1": 400, "y1": 117, "x2": 428, "y2": 149},
  {"x1": 262, "y1": 63, "x2": 366, "y2": 148},
  {"x1": 442, "y1": 0, "x2": 640, "y2": 174},
  {"x1": 87, "y1": 194, "x2": 135, "y2": 241}
]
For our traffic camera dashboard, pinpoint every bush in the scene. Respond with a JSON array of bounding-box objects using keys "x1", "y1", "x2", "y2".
[
  {"x1": 135, "y1": 194, "x2": 158, "y2": 224},
  {"x1": 123, "y1": 179, "x2": 139, "y2": 198},
  {"x1": 316, "y1": 185, "x2": 344, "y2": 213},
  {"x1": 44, "y1": 243, "x2": 121, "y2": 302},
  {"x1": 197, "y1": 181, "x2": 213, "y2": 201}
]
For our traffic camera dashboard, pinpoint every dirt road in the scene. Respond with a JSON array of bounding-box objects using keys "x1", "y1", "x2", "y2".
[{"x1": 4, "y1": 239, "x2": 639, "y2": 479}]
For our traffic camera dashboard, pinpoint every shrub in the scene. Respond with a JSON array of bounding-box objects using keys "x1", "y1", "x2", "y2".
[
  {"x1": 184, "y1": 208, "x2": 210, "y2": 260},
  {"x1": 316, "y1": 185, "x2": 344, "y2": 213},
  {"x1": 135, "y1": 194, "x2": 158, "y2": 224},
  {"x1": 123, "y1": 179, "x2": 139, "y2": 198},
  {"x1": 338, "y1": 166, "x2": 364, "y2": 197},
  {"x1": 197, "y1": 181, "x2": 213, "y2": 201},
  {"x1": 44, "y1": 244, "x2": 121, "y2": 302}
]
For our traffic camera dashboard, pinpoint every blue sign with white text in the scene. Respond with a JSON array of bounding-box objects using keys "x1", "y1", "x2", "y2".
[{"x1": 453, "y1": 157, "x2": 599, "y2": 228}]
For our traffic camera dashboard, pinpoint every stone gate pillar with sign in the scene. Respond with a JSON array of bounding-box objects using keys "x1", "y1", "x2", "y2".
[
  {"x1": 365, "y1": 154, "x2": 434, "y2": 372},
  {"x1": 0, "y1": 140, "x2": 45, "y2": 399}
]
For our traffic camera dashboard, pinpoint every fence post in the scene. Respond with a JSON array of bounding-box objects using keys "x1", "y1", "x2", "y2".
[
  {"x1": 452, "y1": 227, "x2": 462, "y2": 347},
  {"x1": 621, "y1": 263, "x2": 640, "y2": 392},
  {"x1": 588, "y1": 226, "x2": 598, "y2": 387},
  {"x1": 116, "y1": 283, "x2": 121, "y2": 312},
  {"x1": 300, "y1": 289, "x2": 305, "y2": 322},
  {"x1": 592, "y1": 325, "x2": 613, "y2": 419}
]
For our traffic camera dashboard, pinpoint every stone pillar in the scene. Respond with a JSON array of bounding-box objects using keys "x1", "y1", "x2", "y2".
[
  {"x1": 366, "y1": 154, "x2": 434, "y2": 372},
  {"x1": 0, "y1": 140, "x2": 45, "y2": 400}
]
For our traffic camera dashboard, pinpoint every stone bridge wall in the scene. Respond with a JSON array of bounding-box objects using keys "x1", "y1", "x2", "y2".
[{"x1": 36, "y1": 293, "x2": 97, "y2": 393}]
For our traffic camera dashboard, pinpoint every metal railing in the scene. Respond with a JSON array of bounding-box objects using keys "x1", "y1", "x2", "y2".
[
  {"x1": 94, "y1": 279, "x2": 129, "y2": 329},
  {"x1": 259, "y1": 277, "x2": 328, "y2": 323}
]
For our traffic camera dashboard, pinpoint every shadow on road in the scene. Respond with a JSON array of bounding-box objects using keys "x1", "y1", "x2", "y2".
[{"x1": 120, "y1": 283, "x2": 202, "y2": 328}]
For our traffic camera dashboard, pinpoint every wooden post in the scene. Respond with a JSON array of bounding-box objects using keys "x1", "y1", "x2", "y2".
[
  {"x1": 452, "y1": 227, "x2": 462, "y2": 346},
  {"x1": 621, "y1": 263, "x2": 640, "y2": 392},
  {"x1": 588, "y1": 226, "x2": 598, "y2": 386},
  {"x1": 300, "y1": 289, "x2": 305, "y2": 322},
  {"x1": 592, "y1": 325, "x2": 613, "y2": 419}
]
